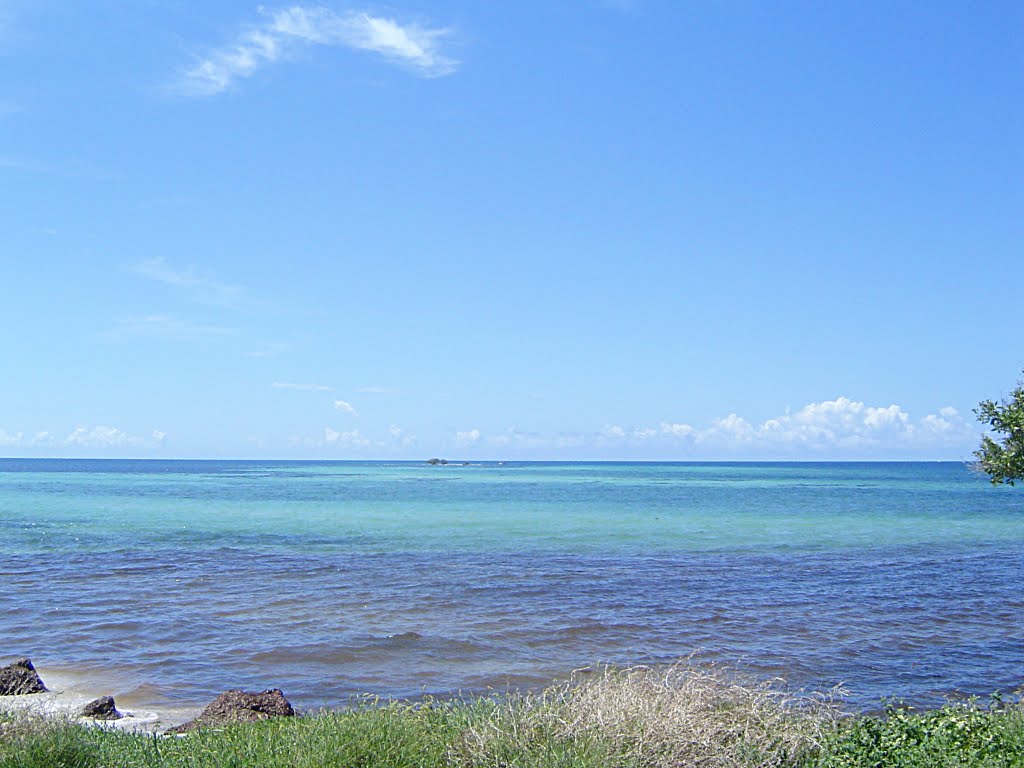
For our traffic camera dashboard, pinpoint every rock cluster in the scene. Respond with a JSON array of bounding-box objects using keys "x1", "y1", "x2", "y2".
[
  {"x1": 169, "y1": 689, "x2": 295, "y2": 733},
  {"x1": 0, "y1": 658, "x2": 48, "y2": 696},
  {"x1": 2, "y1": 657, "x2": 295, "y2": 734}
]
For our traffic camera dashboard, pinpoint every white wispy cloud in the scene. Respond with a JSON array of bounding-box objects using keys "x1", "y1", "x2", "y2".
[
  {"x1": 358, "y1": 385, "x2": 392, "y2": 394},
  {"x1": 273, "y1": 381, "x2": 334, "y2": 392},
  {"x1": 389, "y1": 425, "x2": 417, "y2": 447},
  {"x1": 306, "y1": 424, "x2": 415, "y2": 450},
  {"x1": 456, "y1": 428, "x2": 480, "y2": 444},
  {"x1": 110, "y1": 315, "x2": 238, "y2": 341},
  {"x1": 333, "y1": 399, "x2": 358, "y2": 416},
  {"x1": 0, "y1": 154, "x2": 112, "y2": 179},
  {"x1": 246, "y1": 342, "x2": 294, "y2": 358},
  {"x1": 323, "y1": 426, "x2": 370, "y2": 447},
  {"x1": 0, "y1": 429, "x2": 23, "y2": 447},
  {"x1": 0, "y1": 100, "x2": 22, "y2": 118},
  {"x1": 178, "y1": 5, "x2": 458, "y2": 96},
  {"x1": 599, "y1": 425, "x2": 627, "y2": 440},
  {"x1": 491, "y1": 427, "x2": 544, "y2": 449},
  {"x1": 131, "y1": 257, "x2": 250, "y2": 310},
  {"x1": 0, "y1": 156, "x2": 50, "y2": 173}
]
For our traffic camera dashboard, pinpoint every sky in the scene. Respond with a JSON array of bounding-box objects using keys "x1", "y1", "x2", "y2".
[{"x1": 1, "y1": 1, "x2": 1021, "y2": 460}]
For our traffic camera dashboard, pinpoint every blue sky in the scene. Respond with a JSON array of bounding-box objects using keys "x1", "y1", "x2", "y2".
[{"x1": 1, "y1": 1, "x2": 1021, "y2": 460}]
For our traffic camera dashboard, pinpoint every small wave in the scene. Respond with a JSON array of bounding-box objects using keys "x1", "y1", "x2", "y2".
[{"x1": 385, "y1": 631, "x2": 423, "y2": 642}]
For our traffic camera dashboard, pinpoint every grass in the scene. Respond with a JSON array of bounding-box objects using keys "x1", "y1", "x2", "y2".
[{"x1": 1, "y1": 664, "x2": 1022, "y2": 768}]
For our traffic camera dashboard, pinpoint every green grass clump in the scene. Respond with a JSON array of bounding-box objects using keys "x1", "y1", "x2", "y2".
[
  {"x1": 0, "y1": 715, "x2": 102, "y2": 768},
  {"x1": 99, "y1": 700, "x2": 463, "y2": 768}
]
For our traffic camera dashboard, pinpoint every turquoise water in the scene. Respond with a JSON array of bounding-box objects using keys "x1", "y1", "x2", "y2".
[{"x1": 1, "y1": 460, "x2": 1021, "y2": 711}]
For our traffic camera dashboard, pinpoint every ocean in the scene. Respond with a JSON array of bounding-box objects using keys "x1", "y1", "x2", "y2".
[{"x1": 1, "y1": 459, "x2": 1021, "y2": 715}]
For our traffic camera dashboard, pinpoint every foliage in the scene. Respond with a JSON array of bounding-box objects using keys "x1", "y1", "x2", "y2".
[
  {"x1": 975, "y1": 373, "x2": 1024, "y2": 485},
  {"x1": 814, "y1": 698, "x2": 1024, "y2": 768}
]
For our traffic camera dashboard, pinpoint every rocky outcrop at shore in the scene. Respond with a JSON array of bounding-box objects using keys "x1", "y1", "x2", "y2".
[
  {"x1": 169, "y1": 689, "x2": 295, "y2": 733},
  {"x1": 0, "y1": 659, "x2": 48, "y2": 696},
  {"x1": 80, "y1": 695, "x2": 122, "y2": 720}
]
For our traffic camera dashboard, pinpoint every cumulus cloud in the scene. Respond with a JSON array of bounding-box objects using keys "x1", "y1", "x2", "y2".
[
  {"x1": 456, "y1": 428, "x2": 480, "y2": 444},
  {"x1": 2, "y1": 426, "x2": 163, "y2": 452},
  {"x1": 661, "y1": 422, "x2": 696, "y2": 438},
  {"x1": 920, "y1": 406, "x2": 967, "y2": 437},
  {"x1": 635, "y1": 398, "x2": 976, "y2": 455},
  {"x1": 333, "y1": 399, "x2": 358, "y2": 416},
  {"x1": 747, "y1": 398, "x2": 916, "y2": 449},
  {"x1": 179, "y1": 5, "x2": 458, "y2": 96},
  {"x1": 702, "y1": 413, "x2": 756, "y2": 443},
  {"x1": 502, "y1": 398, "x2": 974, "y2": 457},
  {"x1": 65, "y1": 425, "x2": 141, "y2": 448}
]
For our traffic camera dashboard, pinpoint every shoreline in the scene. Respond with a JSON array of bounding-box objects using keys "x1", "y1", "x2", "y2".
[
  {"x1": 4, "y1": 657, "x2": 1020, "y2": 735},
  {"x1": 0, "y1": 664, "x2": 199, "y2": 733},
  {"x1": 3, "y1": 662, "x2": 1022, "y2": 768}
]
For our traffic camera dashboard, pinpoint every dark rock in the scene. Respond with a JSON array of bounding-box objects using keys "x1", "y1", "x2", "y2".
[
  {"x1": 169, "y1": 689, "x2": 295, "y2": 733},
  {"x1": 81, "y1": 695, "x2": 122, "y2": 720},
  {"x1": 0, "y1": 658, "x2": 47, "y2": 696}
]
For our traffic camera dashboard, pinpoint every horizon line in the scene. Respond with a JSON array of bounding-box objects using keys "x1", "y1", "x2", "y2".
[{"x1": 0, "y1": 456, "x2": 973, "y2": 464}]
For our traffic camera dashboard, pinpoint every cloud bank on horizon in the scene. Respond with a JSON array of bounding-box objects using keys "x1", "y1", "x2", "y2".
[
  {"x1": 0, "y1": 426, "x2": 167, "y2": 451},
  {"x1": 453, "y1": 398, "x2": 976, "y2": 458},
  {"x1": 0, "y1": 397, "x2": 978, "y2": 460},
  {"x1": 178, "y1": 5, "x2": 458, "y2": 95}
]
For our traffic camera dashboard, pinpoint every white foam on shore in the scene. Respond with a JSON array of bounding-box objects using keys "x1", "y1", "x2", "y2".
[{"x1": 0, "y1": 666, "x2": 199, "y2": 733}]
